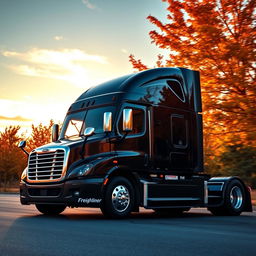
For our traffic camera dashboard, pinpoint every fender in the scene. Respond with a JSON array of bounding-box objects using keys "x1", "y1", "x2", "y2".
[
  {"x1": 207, "y1": 176, "x2": 252, "y2": 211},
  {"x1": 101, "y1": 165, "x2": 142, "y2": 211}
]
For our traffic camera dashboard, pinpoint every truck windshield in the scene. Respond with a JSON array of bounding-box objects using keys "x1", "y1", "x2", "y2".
[{"x1": 60, "y1": 106, "x2": 115, "y2": 140}]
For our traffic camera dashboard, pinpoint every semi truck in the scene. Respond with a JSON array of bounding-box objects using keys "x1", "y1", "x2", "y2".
[{"x1": 19, "y1": 67, "x2": 252, "y2": 218}]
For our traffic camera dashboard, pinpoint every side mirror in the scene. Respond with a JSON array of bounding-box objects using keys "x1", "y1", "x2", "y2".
[
  {"x1": 18, "y1": 140, "x2": 29, "y2": 156},
  {"x1": 84, "y1": 127, "x2": 95, "y2": 137},
  {"x1": 18, "y1": 140, "x2": 26, "y2": 148},
  {"x1": 52, "y1": 124, "x2": 59, "y2": 142},
  {"x1": 123, "y1": 108, "x2": 133, "y2": 132},
  {"x1": 103, "y1": 112, "x2": 112, "y2": 132}
]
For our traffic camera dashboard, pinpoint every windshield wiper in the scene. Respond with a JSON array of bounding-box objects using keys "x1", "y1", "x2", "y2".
[
  {"x1": 65, "y1": 134, "x2": 80, "y2": 139},
  {"x1": 70, "y1": 120, "x2": 80, "y2": 133}
]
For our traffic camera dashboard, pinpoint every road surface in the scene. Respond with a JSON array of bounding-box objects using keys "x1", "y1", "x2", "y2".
[{"x1": 0, "y1": 194, "x2": 255, "y2": 256}]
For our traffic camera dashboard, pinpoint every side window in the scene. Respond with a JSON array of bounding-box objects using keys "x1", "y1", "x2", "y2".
[
  {"x1": 167, "y1": 80, "x2": 185, "y2": 102},
  {"x1": 171, "y1": 115, "x2": 188, "y2": 148},
  {"x1": 118, "y1": 108, "x2": 145, "y2": 135}
]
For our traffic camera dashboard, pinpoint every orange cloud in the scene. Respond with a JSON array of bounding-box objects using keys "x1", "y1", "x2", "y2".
[{"x1": 0, "y1": 115, "x2": 32, "y2": 122}]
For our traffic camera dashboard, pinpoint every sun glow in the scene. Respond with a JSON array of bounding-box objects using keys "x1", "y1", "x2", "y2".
[
  {"x1": 2, "y1": 48, "x2": 108, "y2": 88},
  {"x1": 0, "y1": 99, "x2": 68, "y2": 134}
]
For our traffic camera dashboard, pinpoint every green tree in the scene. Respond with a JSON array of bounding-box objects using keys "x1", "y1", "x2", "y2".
[{"x1": 218, "y1": 144, "x2": 256, "y2": 187}]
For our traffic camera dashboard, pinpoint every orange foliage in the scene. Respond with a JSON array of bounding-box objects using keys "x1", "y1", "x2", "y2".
[
  {"x1": 130, "y1": 0, "x2": 256, "y2": 154},
  {"x1": 0, "y1": 121, "x2": 55, "y2": 188},
  {"x1": 27, "y1": 120, "x2": 54, "y2": 152},
  {"x1": 0, "y1": 126, "x2": 26, "y2": 189}
]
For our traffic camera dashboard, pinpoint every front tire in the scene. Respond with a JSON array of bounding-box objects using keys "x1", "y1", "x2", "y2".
[
  {"x1": 208, "y1": 179, "x2": 245, "y2": 216},
  {"x1": 35, "y1": 204, "x2": 66, "y2": 215},
  {"x1": 100, "y1": 176, "x2": 135, "y2": 218}
]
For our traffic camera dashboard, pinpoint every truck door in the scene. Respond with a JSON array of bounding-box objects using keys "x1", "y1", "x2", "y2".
[
  {"x1": 169, "y1": 113, "x2": 190, "y2": 170},
  {"x1": 114, "y1": 104, "x2": 149, "y2": 170},
  {"x1": 152, "y1": 107, "x2": 191, "y2": 173}
]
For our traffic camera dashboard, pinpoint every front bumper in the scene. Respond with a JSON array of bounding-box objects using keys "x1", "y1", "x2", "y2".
[{"x1": 20, "y1": 178, "x2": 104, "y2": 207}]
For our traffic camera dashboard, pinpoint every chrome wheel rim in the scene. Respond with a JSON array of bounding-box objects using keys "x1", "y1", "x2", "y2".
[
  {"x1": 112, "y1": 185, "x2": 130, "y2": 213},
  {"x1": 230, "y1": 186, "x2": 243, "y2": 209}
]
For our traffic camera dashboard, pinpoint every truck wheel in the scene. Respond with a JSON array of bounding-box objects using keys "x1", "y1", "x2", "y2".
[
  {"x1": 35, "y1": 204, "x2": 66, "y2": 215},
  {"x1": 100, "y1": 176, "x2": 134, "y2": 218},
  {"x1": 208, "y1": 180, "x2": 245, "y2": 216},
  {"x1": 154, "y1": 208, "x2": 190, "y2": 216}
]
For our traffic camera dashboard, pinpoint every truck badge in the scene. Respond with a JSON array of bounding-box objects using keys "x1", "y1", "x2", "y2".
[{"x1": 78, "y1": 198, "x2": 102, "y2": 204}]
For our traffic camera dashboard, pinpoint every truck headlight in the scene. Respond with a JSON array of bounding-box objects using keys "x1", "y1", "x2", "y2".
[
  {"x1": 68, "y1": 164, "x2": 94, "y2": 179},
  {"x1": 77, "y1": 164, "x2": 93, "y2": 176},
  {"x1": 21, "y1": 168, "x2": 27, "y2": 181}
]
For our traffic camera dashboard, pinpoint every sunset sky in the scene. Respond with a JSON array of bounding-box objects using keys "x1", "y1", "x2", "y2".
[{"x1": 0, "y1": 0, "x2": 168, "y2": 133}]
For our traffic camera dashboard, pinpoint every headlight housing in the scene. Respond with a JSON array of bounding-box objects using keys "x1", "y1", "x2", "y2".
[
  {"x1": 68, "y1": 164, "x2": 93, "y2": 179},
  {"x1": 77, "y1": 164, "x2": 93, "y2": 176}
]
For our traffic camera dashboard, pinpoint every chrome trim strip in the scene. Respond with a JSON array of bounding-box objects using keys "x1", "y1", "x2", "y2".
[
  {"x1": 207, "y1": 181, "x2": 225, "y2": 191},
  {"x1": 141, "y1": 180, "x2": 156, "y2": 207},
  {"x1": 148, "y1": 197, "x2": 200, "y2": 201},
  {"x1": 29, "y1": 161, "x2": 64, "y2": 165},
  {"x1": 29, "y1": 165, "x2": 63, "y2": 170},
  {"x1": 29, "y1": 174, "x2": 62, "y2": 178},
  {"x1": 29, "y1": 170, "x2": 62, "y2": 174},
  {"x1": 167, "y1": 79, "x2": 186, "y2": 103},
  {"x1": 75, "y1": 91, "x2": 124, "y2": 103},
  {"x1": 204, "y1": 180, "x2": 208, "y2": 205},
  {"x1": 148, "y1": 109, "x2": 152, "y2": 159},
  {"x1": 144, "y1": 183, "x2": 148, "y2": 207}
]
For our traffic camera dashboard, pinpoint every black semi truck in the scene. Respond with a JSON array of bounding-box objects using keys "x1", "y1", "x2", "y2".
[{"x1": 19, "y1": 67, "x2": 252, "y2": 218}]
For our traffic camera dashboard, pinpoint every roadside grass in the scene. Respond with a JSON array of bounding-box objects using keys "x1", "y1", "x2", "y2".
[
  {"x1": 0, "y1": 182, "x2": 19, "y2": 193},
  {"x1": 251, "y1": 190, "x2": 256, "y2": 206}
]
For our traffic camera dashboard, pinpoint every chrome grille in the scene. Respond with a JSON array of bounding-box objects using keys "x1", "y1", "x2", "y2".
[{"x1": 28, "y1": 150, "x2": 65, "y2": 181}]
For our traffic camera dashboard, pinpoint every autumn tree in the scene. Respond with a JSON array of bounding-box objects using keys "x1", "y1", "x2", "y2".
[
  {"x1": 0, "y1": 121, "x2": 55, "y2": 189},
  {"x1": 130, "y1": 0, "x2": 256, "y2": 148},
  {"x1": 0, "y1": 126, "x2": 26, "y2": 190},
  {"x1": 27, "y1": 120, "x2": 54, "y2": 152}
]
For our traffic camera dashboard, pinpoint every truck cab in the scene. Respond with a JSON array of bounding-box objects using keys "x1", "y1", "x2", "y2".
[{"x1": 19, "y1": 67, "x2": 252, "y2": 217}]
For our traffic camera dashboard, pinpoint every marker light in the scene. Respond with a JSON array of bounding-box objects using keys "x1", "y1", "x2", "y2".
[{"x1": 21, "y1": 168, "x2": 27, "y2": 181}]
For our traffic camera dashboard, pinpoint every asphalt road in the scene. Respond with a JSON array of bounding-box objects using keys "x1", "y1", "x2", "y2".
[{"x1": 0, "y1": 194, "x2": 255, "y2": 256}]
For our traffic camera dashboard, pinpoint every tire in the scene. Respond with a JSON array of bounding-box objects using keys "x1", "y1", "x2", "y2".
[
  {"x1": 208, "y1": 179, "x2": 245, "y2": 216},
  {"x1": 154, "y1": 207, "x2": 191, "y2": 216},
  {"x1": 35, "y1": 204, "x2": 66, "y2": 215},
  {"x1": 100, "y1": 176, "x2": 135, "y2": 218}
]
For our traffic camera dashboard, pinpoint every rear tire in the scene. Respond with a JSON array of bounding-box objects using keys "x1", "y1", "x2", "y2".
[
  {"x1": 35, "y1": 204, "x2": 66, "y2": 215},
  {"x1": 100, "y1": 176, "x2": 135, "y2": 218},
  {"x1": 208, "y1": 179, "x2": 245, "y2": 216}
]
